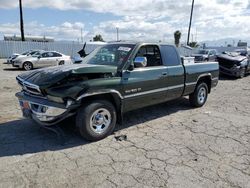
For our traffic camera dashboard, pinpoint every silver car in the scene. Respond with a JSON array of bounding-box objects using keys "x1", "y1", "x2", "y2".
[
  {"x1": 6, "y1": 50, "x2": 41, "y2": 64},
  {"x1": 13, "y1": 51, "x2": 72, "y2": 71}
]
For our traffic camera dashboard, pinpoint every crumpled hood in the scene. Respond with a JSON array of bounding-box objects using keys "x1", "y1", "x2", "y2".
[
  {"x1": 217, "y1": 54, "x2": 246, "y2": 63},
  {"x1": 17, "y1": 63, "x2": 117, "y2": 87}
]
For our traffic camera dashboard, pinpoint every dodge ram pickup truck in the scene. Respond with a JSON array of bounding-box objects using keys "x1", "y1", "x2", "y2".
[{"x1": 15, "y1": 42, "x2": 219, "y2": 141}]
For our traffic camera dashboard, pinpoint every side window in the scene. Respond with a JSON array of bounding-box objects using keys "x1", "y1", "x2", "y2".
[
  {"x1": 41, "y1": 52, "x2": 48, "y2": 58},
  {"x1": 135, "y1": 45, "x2": 162, "y2": 67},
  {"x1": 47, "y1": 52, "x2": 53, "y2": 57},
  {"x1": 53, "y1": 52, "x2": 62, "y2": 57},
  {"x1": 160, "y1": 45, "x2": 180, "y2": 66}
]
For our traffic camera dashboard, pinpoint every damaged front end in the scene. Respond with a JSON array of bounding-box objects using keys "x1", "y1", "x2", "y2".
[
  {"x1": 15, "y1": 88, "x2": 78, "y2": 126},
  {"x1": 15, "y1": 64, "x2": 117, "y2": 126}
]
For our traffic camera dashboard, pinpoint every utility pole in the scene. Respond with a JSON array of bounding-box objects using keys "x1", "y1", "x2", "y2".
[
  {"x1": 80, "y1": 28, "x2": 83, "y2": 43},
  {"x1": 19, "y1": 0, "x2": 25, "y2": 41},
  {"x1": 116, "y1": 27, "x2": 119, "y2": 41},
  {"x1": 187, "y1": 0, "x2": 194, "y2": 46}
]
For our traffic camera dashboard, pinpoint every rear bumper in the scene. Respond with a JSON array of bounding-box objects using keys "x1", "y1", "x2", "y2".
[
  {"x1": 219, "y1": 65, "x2": 243, "y2": 77},
  {"x1": 15, "y1": 92, "x2": 78, "y2": 126}
]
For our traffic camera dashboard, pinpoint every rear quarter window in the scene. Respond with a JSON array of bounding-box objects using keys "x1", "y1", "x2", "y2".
[{"x1": 160, "y1": 45, "x2": 180, "y2": 66}]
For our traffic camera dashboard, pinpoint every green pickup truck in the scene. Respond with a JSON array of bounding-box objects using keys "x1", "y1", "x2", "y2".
[{"x1": 16, "y1": 42, "x2": 219, "y2": 141}]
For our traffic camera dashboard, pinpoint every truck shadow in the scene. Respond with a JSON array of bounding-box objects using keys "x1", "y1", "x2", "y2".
[{"x1": 0, "y1": 98, "x2": 191, "y2": 157}]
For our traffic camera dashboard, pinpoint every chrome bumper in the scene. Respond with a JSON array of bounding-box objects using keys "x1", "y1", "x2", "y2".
[{"x1": 16, "y1": 92, "x2": 77, "y2": 126}]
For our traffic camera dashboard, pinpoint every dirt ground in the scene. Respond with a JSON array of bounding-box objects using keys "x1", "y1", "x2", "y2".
[{"x1": 0, "y1": 59, "x2": 249, "y2": 188}]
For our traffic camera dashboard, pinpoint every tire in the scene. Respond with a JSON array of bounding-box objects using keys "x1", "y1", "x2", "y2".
[
  {"x1": 59, "y1": 61, "x2": 64, "y2": 65},
  {"x1": 189, "y1": 82, "x2": 208, "y2": 107},
  {"x1": 76, "y1": 100, "x2": 117, "y2": 141},
  {"x1": 23, "y1": 62, "x2": 33, "y2": 71}
]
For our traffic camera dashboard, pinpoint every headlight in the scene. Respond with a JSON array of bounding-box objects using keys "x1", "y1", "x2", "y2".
[{"x1": 47, "y1": 95, "x2": 64, "y2": 103}]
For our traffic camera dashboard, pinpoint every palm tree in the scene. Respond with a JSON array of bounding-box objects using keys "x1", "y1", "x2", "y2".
[
  {"x1": 19, "y1": 0, "x2": 25, "y2": 41},
  {"x1": 174, "y1": 30, "x2": 181, "y2": 47}
]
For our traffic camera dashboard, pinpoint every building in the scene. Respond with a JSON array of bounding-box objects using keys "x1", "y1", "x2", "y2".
[{"x1": 4, "y1": 34, "x2": 54, "y2": 42}]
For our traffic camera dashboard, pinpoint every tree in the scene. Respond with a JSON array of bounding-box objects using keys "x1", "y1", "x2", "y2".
[
  {"x1": 174, "y1": 30, "x2": 181, "y2": 47},
  {"x1": 19, "y1": 0, "x2": 25, "y2": 41},
  {"x1": 93, "y1": 34, "x2": 104, "y2": 42},
  {"x1": 189, "y1": 42, "x2": 199, "y2": 48}
]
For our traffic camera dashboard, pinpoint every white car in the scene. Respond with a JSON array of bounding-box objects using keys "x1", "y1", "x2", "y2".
[
  {"x1": 13, "y1": 51, "x2": 72, "y2": 71},
  {"x1": 6, "y1": 50, "x2": 40, "y2": 64}
]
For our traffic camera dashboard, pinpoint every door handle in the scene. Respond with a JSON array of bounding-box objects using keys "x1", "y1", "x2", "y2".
[
  {"x1": 160, "y1": 72, "x2": 168, "y2": 78},
  {"x1": 162, "y1": 72, "x2": 167, "y2": 76}
]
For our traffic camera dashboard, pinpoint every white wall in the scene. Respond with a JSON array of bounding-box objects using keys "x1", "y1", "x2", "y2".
[{"x1": 0, "y1": 41, "x2": 104, "y2": 58}]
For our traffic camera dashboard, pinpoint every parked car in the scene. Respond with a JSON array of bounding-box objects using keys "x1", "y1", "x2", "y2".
[
  {"x1": 217, "y1": 52, "x2": 250, "y2": 78},
  {"x1": 12, "y1": 51, "x2": 72, "y2": 70},
  {"x1": 15, "y1": 42, "x2": 219, "y2": 141},
  {"x1": 192, "y1": 49, "x2": 218, "y2": 62},
  {"x1": 6, "y1": 50, "x2": 40, "y2": 64}
]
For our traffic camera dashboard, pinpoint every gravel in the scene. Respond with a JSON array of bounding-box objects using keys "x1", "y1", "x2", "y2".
[{"x1": 0, "y1": 60, "x2": 249, "y2": 188}]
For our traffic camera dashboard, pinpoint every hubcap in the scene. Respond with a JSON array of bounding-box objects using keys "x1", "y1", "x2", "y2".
[
  {"x1": 24, "y1": 64, "x2": 31, "y2": 70},
  {"x1": 198, "y1": 87, "x2": 206, "y2": 104},
  {"x1": 90, "y1": 108, "x2": 111, "y2": 134}
]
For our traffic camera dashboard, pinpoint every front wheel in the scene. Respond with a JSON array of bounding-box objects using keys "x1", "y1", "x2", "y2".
[
  {"x1": 189, "y1": 82, "x2": 208, "y2": 107},
  {"x1": 76, "y1": 100, "x2": 117, "y2": 141},
  {"x1": 23, "y1": 62, "x2": 33, "y2": 71}
]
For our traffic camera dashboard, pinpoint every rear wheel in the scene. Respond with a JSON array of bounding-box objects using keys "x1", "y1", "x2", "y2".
[
  {"x1": 23, "y1": 62, "x2": 33, "y2": 71},
  {"x1": 59, "y1": 61, "x2": 64, "y2": 65},
  {"x1": 76, "y1": 100, "x2": 117, "y2": 141},
  {"x1": 189, "y1": 82, "x2": 208, "y2": 107}
]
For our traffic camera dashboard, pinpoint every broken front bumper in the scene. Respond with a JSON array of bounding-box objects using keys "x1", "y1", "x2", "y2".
[
  {"x1": 219, "y1": 65, "x2": 244, "y2": 78},
  {"x1": 16, "y1": 92, "x2": 77, "y2": 126}
]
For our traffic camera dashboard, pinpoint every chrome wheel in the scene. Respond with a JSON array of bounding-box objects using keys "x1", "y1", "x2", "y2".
[
  {"x1": 24, "y1": 63, "x2": 32, "y2": 70},
  {"x1": 198, "y1": 87, "x2": 206, "y2": 104},
  {"x1": 90, "y1": 108, "x2": 111, "y2": 134}
]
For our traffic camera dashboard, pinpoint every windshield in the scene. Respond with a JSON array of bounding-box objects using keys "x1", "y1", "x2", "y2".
[
  {"x1": 198, "y1": 50, "x2": 208, "y2": 55},
  {"x1": 32, "y1": 51, "x2": 43, "y2": 57},
  {"x1": 21, "y1": 51, "x2": 31, "y2": 55},
  {"x1": 83, "y1": 44, "x2": 135, "y2": 66}
]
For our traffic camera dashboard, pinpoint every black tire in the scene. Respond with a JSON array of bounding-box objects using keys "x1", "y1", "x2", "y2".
[
  {"x1": 23, "y1": 62, "x2": 33, "y2": 71},
  {"x1": 189, "y1": 82, "x2": 208, "y2": 107},
  {"x1": 76, "y1": 100, "x2": 117, "y2": 141},
  {"x1": 59, "y1": 61, "x2": 64, "y2": 65}
]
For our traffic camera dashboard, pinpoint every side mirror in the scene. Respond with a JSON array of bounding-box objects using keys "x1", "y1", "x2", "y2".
[
  {"x1": 134, "y1": 57, "x2": 147, "y2": 68},
  {"x1": 38, "y1": 55, "x2": 41, "y2": 59}
]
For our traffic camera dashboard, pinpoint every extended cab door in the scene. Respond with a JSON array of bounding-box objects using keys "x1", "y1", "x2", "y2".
[
  {"x1": 160, "y1": 45, "x2": 185, "y2": 100},
  {"x1": 122, "y1": 45, "x2": 169, "y2": 112}
]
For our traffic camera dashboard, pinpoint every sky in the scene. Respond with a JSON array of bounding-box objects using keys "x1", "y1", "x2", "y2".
[{"x1": 0, "y1": 0, "x2": 249, "y2": 44}]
